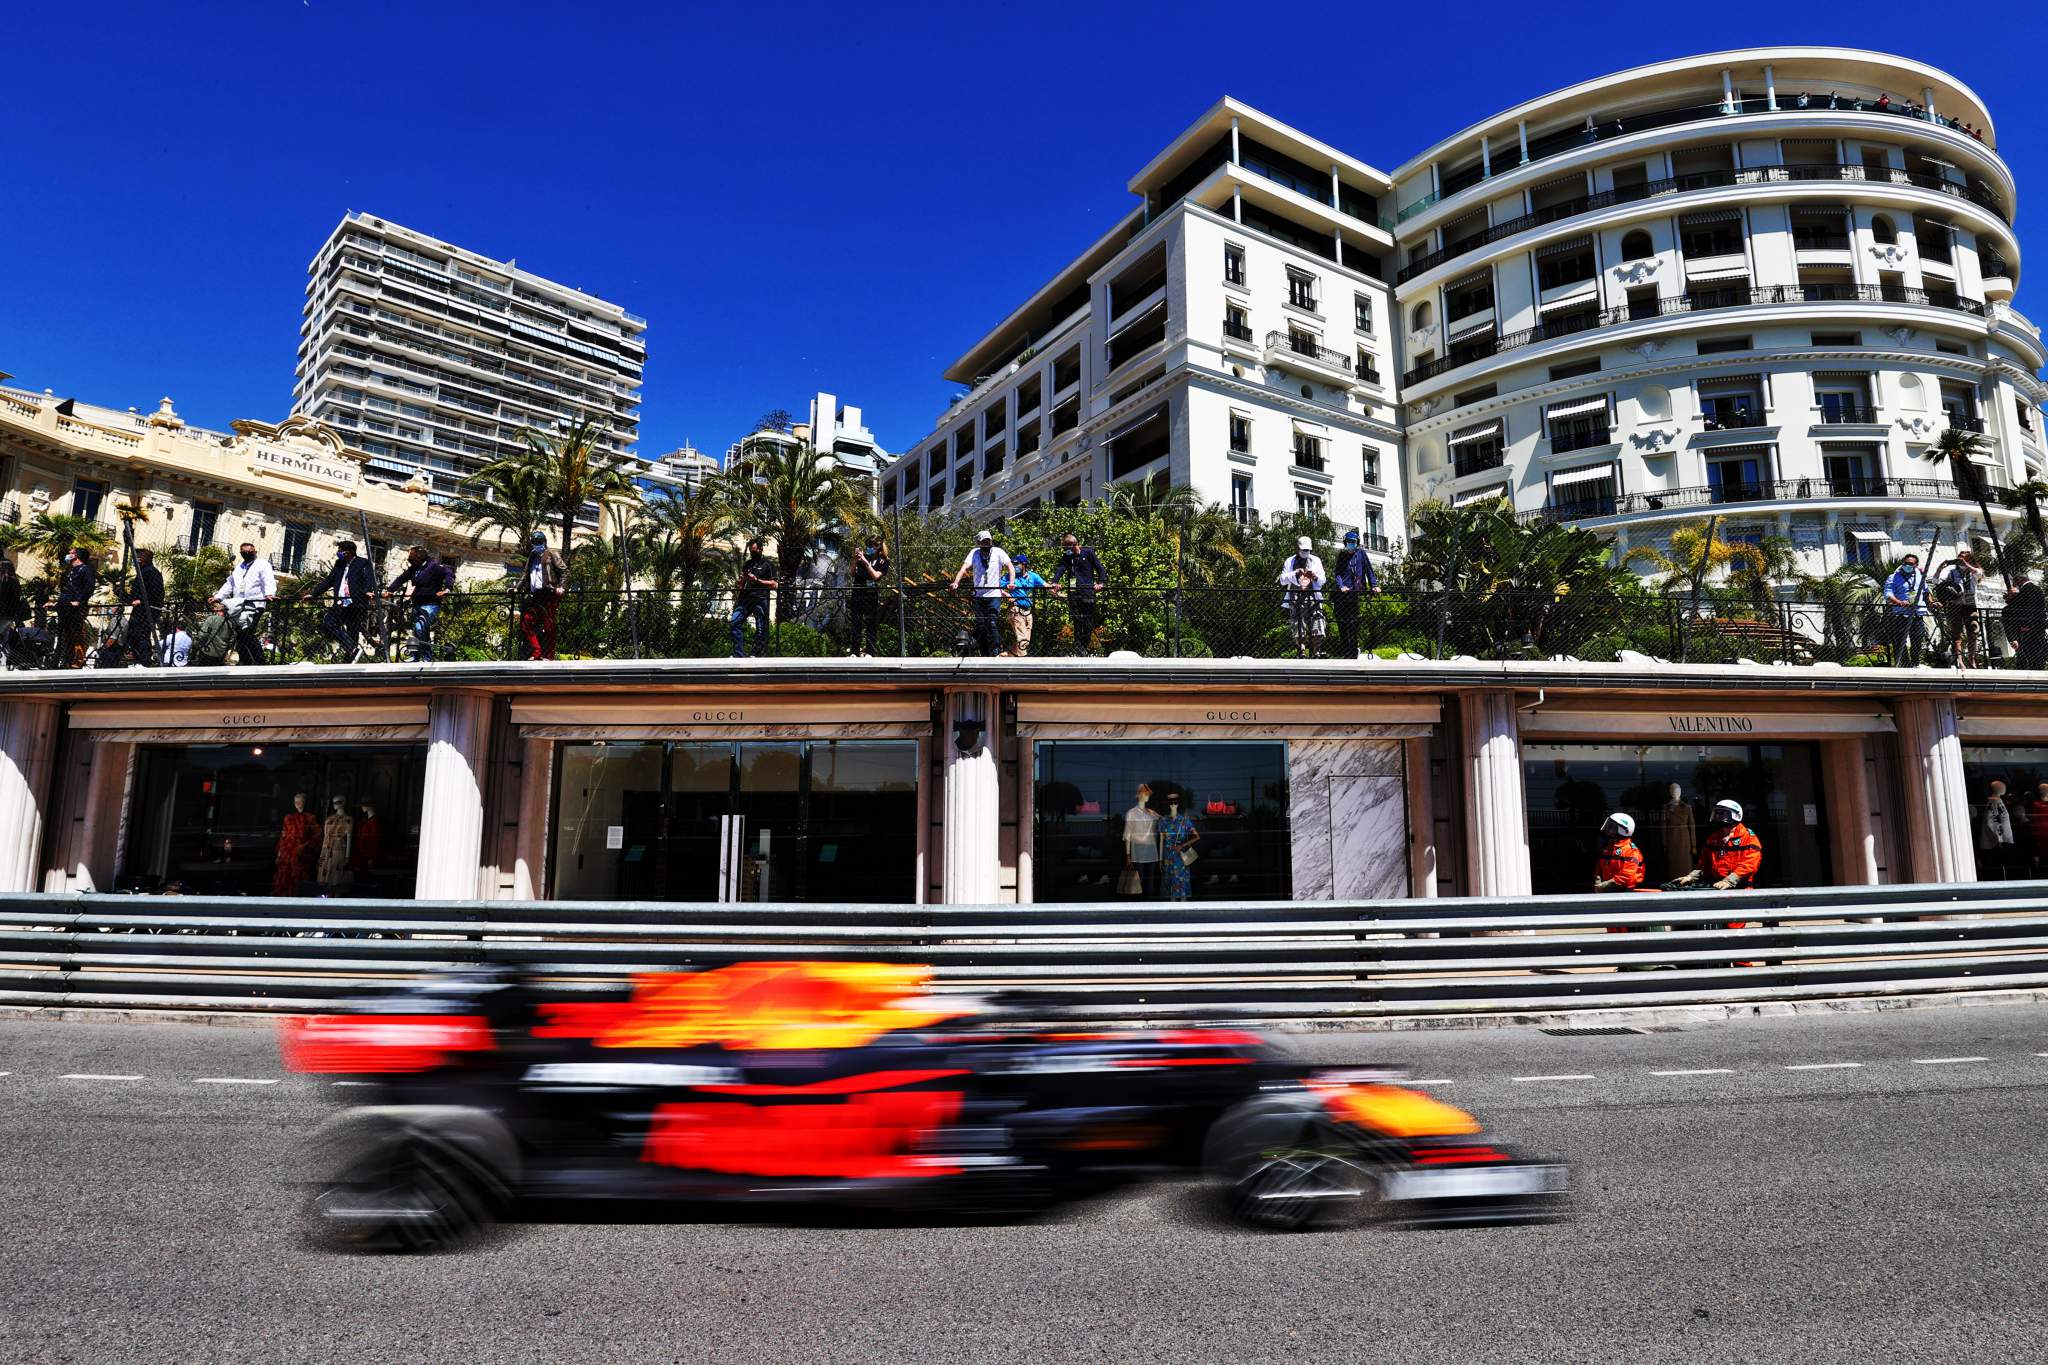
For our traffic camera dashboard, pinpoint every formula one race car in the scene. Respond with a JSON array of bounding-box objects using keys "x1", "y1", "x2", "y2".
[{"x1": 282, "y1": 962, "x2": 1567, "y2": 1250}]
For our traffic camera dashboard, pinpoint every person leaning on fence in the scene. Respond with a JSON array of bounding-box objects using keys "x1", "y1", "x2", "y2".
[
  {"x1": 2003, "y1": 569, "x2": 2046, "y2": 669},
  {"x1": 1277, "y1": 536, "x2": 1327, "y2": 659},
  {"x1": 1054, "y1": 534, "x2": 1107, "y2": 656},
  {"x1": 848, "y1": 535, "x2": 888, "y2": 658},
  {"x1": 56, "y1": 546, "x2": 98, "y2": 669},
  {"x1": 519, "y1": 530, "x2": 566, "y2": 661},
  {"x1": 1933, "y1": 549, "x2": 1985, "y2": 668},
  {"x1": 122, "y1": 547, "x2": 165, "y2": 666},
  {"x1": 1882, "y1": 553, "x2": 1929, "y2": 667},
  {"x1": 300, "y1": 539, "x2": 377, "y2": 663},
  {"x1": 188, "y1": 601, "x2": 235, "y2": 667},
  {"x1": 952, "y1": 530, "x2": 1014, "y2": 658},
  {"x1": 729, "y1": 537, "x2": 776, "y2": 659},
  {"x1": 211, "y1": 542, "x2": 276, "y2": 665},
  {"x1": 0, "y1": 557, "x2": 29, "y2": 667},
  {"x1": 387, "y1": 545, "x2": 452, "y2": 662},
  {"x1": 1006, "y1": 552, "x2": 1055, "y2": 658},
  {"x1": 1330, "y1": 529, "x2": 1378, "y2": 659}
]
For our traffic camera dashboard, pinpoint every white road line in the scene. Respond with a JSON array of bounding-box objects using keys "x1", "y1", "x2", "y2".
[
  {"x1": 0, "y1": 1071, "x2": 11, "y2": 1077},
  {"x1": 1651, "y1": 1068, "x2": 1734, "y2": 1076},
  {"x1": 1512, "y1": 1073, "x2": 1596, "y2": 1082},
  {"x1": 193, "y1": 1077, "x2": 279, "y2": 1086},
  {"x1": 1912, "y1": 1056, "x2": 1988, "y2": 1065},
  {"x1": 331, "y1": 1080, "x2": 376, "y2": 1088},
  {"x1": 61, "y1": 1073, "x2": 143, "y2": 1081},
  {"x1": 1785, "y1": 1062, "x2": 1862, "y2": 1071},
  {"x1": 1408, "y1": 1079, "x2": 1455, "y2": 1086}
]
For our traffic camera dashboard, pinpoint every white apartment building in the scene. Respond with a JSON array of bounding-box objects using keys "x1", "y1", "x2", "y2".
[
  {"x1": 1389, "y1": 48, "x2": 2044, "y2": 579},
  {"x1": 881, "y1": 102, "x2": 1404, "y2": 552},
  {"x1": 724, "y1": 392, "x2": 892, "y2": 481},
  {"x1": 643, "y1": 445, "x2": 719, "y2": 493},
  {"x1": 293, "y1": 213, "x2": 646, "y2": 503}
]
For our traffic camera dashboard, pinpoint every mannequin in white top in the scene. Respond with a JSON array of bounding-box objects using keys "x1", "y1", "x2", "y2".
[{"x1": 1122, "y1": 783, "x2": 1161, "y2": 896}]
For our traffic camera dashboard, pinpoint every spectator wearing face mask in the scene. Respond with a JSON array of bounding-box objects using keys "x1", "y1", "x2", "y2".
[
  {"x1": 520, "y1": 530, "x2": 567, "y2": 661},
  {"x1": 210, "y1": 542, "x2": 277, "y2": 665}
]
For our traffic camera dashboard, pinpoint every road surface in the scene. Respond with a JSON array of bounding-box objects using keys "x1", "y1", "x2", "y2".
[{"x1": 3, "y1": 1003, "x2": 2045, "y2": 1362}]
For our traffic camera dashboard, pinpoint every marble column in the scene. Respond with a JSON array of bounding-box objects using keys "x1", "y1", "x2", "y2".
[
  {"x1": 942, "y1": 689, "x2": 1001, "y2": 904},
  {"x1": 0, "y1": 700, "x2": 58, "y2": 893},
  {"x1": 414, "y1": 691, "x2": 494, "y2": 901},
  {"x1": 1459, "y1": 690, "x2": 1531, "y2": 898},
  {"x1": 1894, "y1": 695, "x2": 1974, "y2": 884},
  {"x1": 56, "y1": 740, "x2": 131, "y2": 891}
]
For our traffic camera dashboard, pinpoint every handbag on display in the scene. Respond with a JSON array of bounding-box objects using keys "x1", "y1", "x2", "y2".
[
  {"x1": 1179, "y1": 847, "x2": 1199, "y2": 867},
  {"x1": 1116, "y1": 867, "x2": 1143, "y2": 896}
]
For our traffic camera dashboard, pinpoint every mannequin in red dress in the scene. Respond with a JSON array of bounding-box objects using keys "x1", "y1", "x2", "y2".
[
  {"x1": 272, "y1": 793, "x2": 319, "y2": 896},
  {"x1": 349, "y1": 802, "x2": 383, "y2": 875}
]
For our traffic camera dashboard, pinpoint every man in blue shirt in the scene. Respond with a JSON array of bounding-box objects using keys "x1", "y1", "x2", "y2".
[
  {"x1": 1883, "y1": 552, "x2": 1929, "y2": 667},
  {"x1": 1330, "y1": 529, "x2": 1378, "y2": 659},
  {"x1": 1006, "y1": 552, "x2": 1055, "y2": 657}
]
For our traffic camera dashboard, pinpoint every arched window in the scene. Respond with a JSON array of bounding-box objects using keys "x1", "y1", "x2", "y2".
[
  {"x1": 1410, "y1": 300, "x2": 1433, "y2": 331},
  {"x1": 1871, "y1": 215, "x2": 1897, "y2": 245},
  {"x1": 1638, "y1": 383, "x2": 1672, "y2": 421},
  {"x1": 1620, "y1": 229, "x2": 1654, "y2": 261},
  {"x1": 1898, "y1": 373, "x2": 1927, "y2": 412}
]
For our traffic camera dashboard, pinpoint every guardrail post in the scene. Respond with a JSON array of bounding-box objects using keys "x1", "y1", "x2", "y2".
[
  {"x1": 0, "y1": 700, "x2": 59, "y2": 893},
  {"x1": 415, "y1": 691, "x2": 495, "y2": 900}
]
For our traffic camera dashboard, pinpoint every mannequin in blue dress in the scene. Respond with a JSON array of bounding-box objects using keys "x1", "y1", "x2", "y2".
[{"x1": 1156, "y1": 794, "x2": 1199, "y2": 900}]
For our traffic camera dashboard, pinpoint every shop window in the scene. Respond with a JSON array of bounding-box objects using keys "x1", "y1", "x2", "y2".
[
  {"x1": 1960, "y1": 749, "x2": 2048, "y2": 879},
  {"x1": 121, "y1": 743, "x2": 427, "y2": 897},
  {"x1": 1033, "y1": 742, "x2": 1291, "y2": 902},
  {"x1": 551, "y1": 740, "x2": 918, "y2": 904},
  {"x1": 1521, "y1": 743, "x2": 1831, "y2": 896}
]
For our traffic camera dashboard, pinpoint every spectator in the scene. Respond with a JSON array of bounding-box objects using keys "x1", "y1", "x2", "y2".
[
  {"x1": 301, "y1": 539, "x2": 378, "y2": 662},
  {"x1": 1795, "y1": 91, "x2": 1810, "y2": 108},
  {"x1": 160, "y1": 622, "x2": 193, "y2": 667},
  {"x1": 848, "y1": 535, "x2": 888, "y2": 658},
  {"x1": 188, "y1": 602, "x2": 235, "y2": 667},
  {"x1": 952, "y1": 529, "x2": 1014, "y2": 658},
  {"x1": 730, "y1": 537, "x2": 776, "y2": 659},
  {"x1": 387, "y1": 545, "x2": 452, "y2": 662},
  {"x1": 2005, "y1": 569, "x2": 2046, "y2": 669},
  {"x1": 56, "y1": 546, "x2": 97, "y2": 669},
  {"x1": 1054, "y1": 533, "x2": 1108, "y2": 656},
  {"x1": 210, "y1": 542, "x2": 276, "y2": 665},
  {"x1": 1978, "y1": 780, "x2": 2016, "y2": 879},
  {"x1": 1330, "y1": 529, "x2": 1378, "y2": 658},
  {"x1": 1006, "y1": 552, "x2": 1055, "y2": 658},
  {"x1": 0, "y1": 558, "x2": 27, "y2": 665},
  {"x1": 123, "y1": 546, "x2": 164, "y2": 665},
  {"x1": 1875, "y1": 93, "x2": 1892, "y2": 112},
  {"x1": 1277, "y1": 536, "x2": 1327, "y2": 659},
  {"x1": 519, "y1": 531, "x2": 566, "y2": 661},
  {"x1": 1934, "y1": 550, "x2": 1984, "y2": 667},
  {"x1": 1882, "y1": 553, "x2": 1928, "y2": 667}
]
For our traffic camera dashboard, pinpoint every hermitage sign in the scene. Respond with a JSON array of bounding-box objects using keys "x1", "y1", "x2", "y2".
[{"x1": 247, "y1": 440, "x2": 362, "y2": 490}]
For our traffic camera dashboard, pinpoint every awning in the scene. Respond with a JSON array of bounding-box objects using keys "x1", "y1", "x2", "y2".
[
  {"x1": 1447, "y1": 421, "x2": 1503, "y2": 447},
  {"x1": 1103, "y1": 297, "x2": 1166, "y2": 342},
  {"x1": 1291, "y1": 417, "x2": 1328, "y2": 435},
  {"x1": 1536, "y1": 235, "x2": 1594, "y2": 259},
  {"x1": 1103, "y1": 404, "x2": 1167, "y2": 445},
  {"x1": 1685, "y1": 268, "x2": 1751, "y2": 282},
  {"x1": 1454, "y1": 483, "x2": 1509, "y2": 506},
  {"x1": 1679, "y1": 208, "x2": 1743, "y2": 226},
  {"x1": 1847, "y1": 529, "x2": 1890, "y2": 543},
  {"x1": 1445, "y1": 268, "x2": 1492, "y2": 292},
  {"x1": 1546, "y1": 394, "x2": 1609, "y2": 419},
  {"x1": 1551, "y1": 463, "x2": 1615, "y2": 488},
  {"x1": 1539, "y1": 286, "x2": 1598, "y2": 312}
]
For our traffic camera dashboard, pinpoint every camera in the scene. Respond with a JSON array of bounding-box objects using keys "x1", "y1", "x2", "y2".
[{"x1": 951, "y1": 717, "x2": 985, "y2": 756}]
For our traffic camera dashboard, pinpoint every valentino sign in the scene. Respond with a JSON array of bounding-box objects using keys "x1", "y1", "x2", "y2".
[
  {"x1": 1666, "y1": 714, "x2": 1755, "y2": 734},
  {"x1": 247, "y1": 441, "x2": 361, "y2": 490}
]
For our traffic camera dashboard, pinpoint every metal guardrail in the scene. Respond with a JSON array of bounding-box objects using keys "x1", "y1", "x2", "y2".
[{"x1": 2, "y1": 882, "x2": 2044, "y2": 1020}]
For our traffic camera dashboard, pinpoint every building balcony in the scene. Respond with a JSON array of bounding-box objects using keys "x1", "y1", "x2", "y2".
[
  {"x1": 1815, "y1": 403, "x2": 1879, "y2": 426},
  {"x1": 1263, "y1": 330, "x2": 1355, "y2": 383},
  {"x1": 1402, "y1": 283, "x2": 1989, "y2": 388},
  {"x1": 1516, "y1": 474, "x2": 2011, "y2": 526}
]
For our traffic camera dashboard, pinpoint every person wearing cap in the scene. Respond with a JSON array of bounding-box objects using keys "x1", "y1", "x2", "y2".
[
  {"x1": 1276, "y1": 535, "x2": 1327, "y2": 659},
  {"x1": 519, "y1": 530, "x2": 567, "y2": 661},
  {"x1": 951, "y1": 529, "x2": 1014, "y2": 658},
  {"x1": 1053, "y1": 533, "x2": 1108, "y2": 656},
  {"x1": 1592, "y1": 811, "x2": 1646, "y2": 892},
  {"x1": 730, "y1": 537, "x2": 777, "y2": 658},
  {"x1": 1330, "y1": 529, "x2": 1378, "y2": 659},
  {"x1": 1004, "y1": 551, "x2": 1055, "y2": 658},
  {"x1": 1666, "y1": 799, "x2": 1763, "y2": 890}
]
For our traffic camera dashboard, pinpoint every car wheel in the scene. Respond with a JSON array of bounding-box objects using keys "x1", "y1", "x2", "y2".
[
  {"x1": 305, "y1": 1120, "x2": 497, "y2": 1253},
  {"x1": 1205, "y1": 1100, "x2": 1375, "y2": 1232}
]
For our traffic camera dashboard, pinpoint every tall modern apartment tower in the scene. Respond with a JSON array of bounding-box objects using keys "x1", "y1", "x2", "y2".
[{"x1": 293, "y1": 213, "x2": 647, "y2": 501}]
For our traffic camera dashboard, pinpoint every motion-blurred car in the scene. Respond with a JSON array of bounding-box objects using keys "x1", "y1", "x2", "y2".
[{"x1": 282, "y1": 962, "x2": 1566, "y2": 1249}]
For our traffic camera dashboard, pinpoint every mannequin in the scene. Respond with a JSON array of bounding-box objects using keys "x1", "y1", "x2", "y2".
[
  {"x1": 272, "y1": 792, "x2": 320, "y2": 896},
  {"x1": 1122, "y1": 784, "x2": 1161, "y2": 896},
  {"x1": 1660, "y1": 783, "x2": 1697, "y2": 882},
  {"x1": 350, "y1": 802, "x2": 384, "y2": 876},
  {"x1": 1155, "y1": 793, "x2": 1200, "y2": 901},
  {"x1": 318, "y1": 796, "x2": 355, "y2": 890}
]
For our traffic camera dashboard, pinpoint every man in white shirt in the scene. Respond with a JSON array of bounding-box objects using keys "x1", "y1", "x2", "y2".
[
  {"x1": 951, "y1": 529, "x2": 1014, "y2": 658},
  {"x1": 1277, "y1": 535, "x2": 1327, "y2": 658},
  {"x1": 210, "y1": 542, "x2": 277, "y2": 665}
]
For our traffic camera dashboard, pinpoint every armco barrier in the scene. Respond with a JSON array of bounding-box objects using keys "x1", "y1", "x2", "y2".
[{"x1": 2, "y1": 881, "x2": 2046, "y2": 1020}]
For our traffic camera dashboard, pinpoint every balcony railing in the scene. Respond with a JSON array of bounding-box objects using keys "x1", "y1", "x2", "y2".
[
  {"x1": 1949, "y1": 414, "x2": 1987, "y2": 434},
  {"x1": 1222, "y1": 318, "x2": 1254, "y2": 342},
  {"x1": 1264, "y1": 330, "x2": 1355, "y2": 377},
  {"x1": 1516, "y1": 474, "x2": 2005, "y2": 525},
  {"x1": 1292, "y1": 444, "x2": 1327, "y2": 472},
  {"x1": 1396, "y1": 161, "x2": 2009, "y2": 283},
  {"x1": 1816, "y1": 402, "x2": 1878, "y2": 424},
  {"x1": 1701, "y1": 409, "x2": 1769, "y2": 431},
  {"x1": 1403, "y1": 283, "x2": 1989, "y2": 387},
  {"x1": 1454, "y1": 444, "x2": 1506, "y2": 479}
]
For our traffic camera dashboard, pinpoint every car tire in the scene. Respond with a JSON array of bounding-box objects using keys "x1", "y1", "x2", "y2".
[
  {"x1": 1204, "y1": 1097, "x2": 1374, "y2": 1233},
  {"x1": 304, "y1": 1109, "x2": 512, "y2": 1254}
]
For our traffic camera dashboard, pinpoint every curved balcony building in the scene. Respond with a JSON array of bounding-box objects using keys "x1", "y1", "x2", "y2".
[{"x1": 1390, "y1": 48, "x2": 2044, "y2": 573}]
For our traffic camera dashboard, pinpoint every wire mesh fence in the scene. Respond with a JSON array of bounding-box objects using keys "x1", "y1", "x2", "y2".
[{"x1": 1, "y1": 585, "x2": 2035, "y2": 670}]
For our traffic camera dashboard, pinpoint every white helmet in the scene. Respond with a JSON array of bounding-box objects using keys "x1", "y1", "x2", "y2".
[
  {"x1": 1600, "y1": 811, "x2": 1636, "y2": 839},
  {"x1": 1712, "y1": 799, "x2": 1743, "y2": 824}
]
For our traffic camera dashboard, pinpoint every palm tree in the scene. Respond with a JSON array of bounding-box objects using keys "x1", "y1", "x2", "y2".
[
  {"x1": 456, "y1": 418, "x2": 642, "y2": 573},
  {"x1": 1795, "y1": 564, "x2": 1880, "y2": 659},
  {"x1": 635, "y1": 481, "x2": 736, "y2": 592},
  {"x1": 1917, "y1": 426, "x2": 2007, "y2": 577},
  {"x1": 721, "y1": 434, "x2": 869, "y2": 590},
  {"x1": 8, "y1": 511, "x2": 117, "y2": 573},
  {"x1": 445, "y1": 457, "x2": 550, "y2": 559},
  {"x1": 1623, "y1": 517, "x2": 1766, "y2": 601},
  {"x1": 2001, "y1": 478, "x2": 2048, "y2": 546}
]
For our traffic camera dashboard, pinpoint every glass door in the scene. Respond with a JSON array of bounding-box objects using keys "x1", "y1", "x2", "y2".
[
  {"x1": 662, "y1": 743, "x2": 733, "y2": 902},
  {"x1": 733, "y1": 742, "x2": 804, "y2": 902}
]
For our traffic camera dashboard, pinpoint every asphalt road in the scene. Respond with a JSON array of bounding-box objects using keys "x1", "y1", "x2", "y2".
[{"x1": 4, "y1": 1003, "x2": 2047, "y2": 1363}]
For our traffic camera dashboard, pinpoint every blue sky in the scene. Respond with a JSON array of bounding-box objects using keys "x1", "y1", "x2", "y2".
[{"x1": 3, "y1": 3, "x2": 2042, "y2": 462}]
